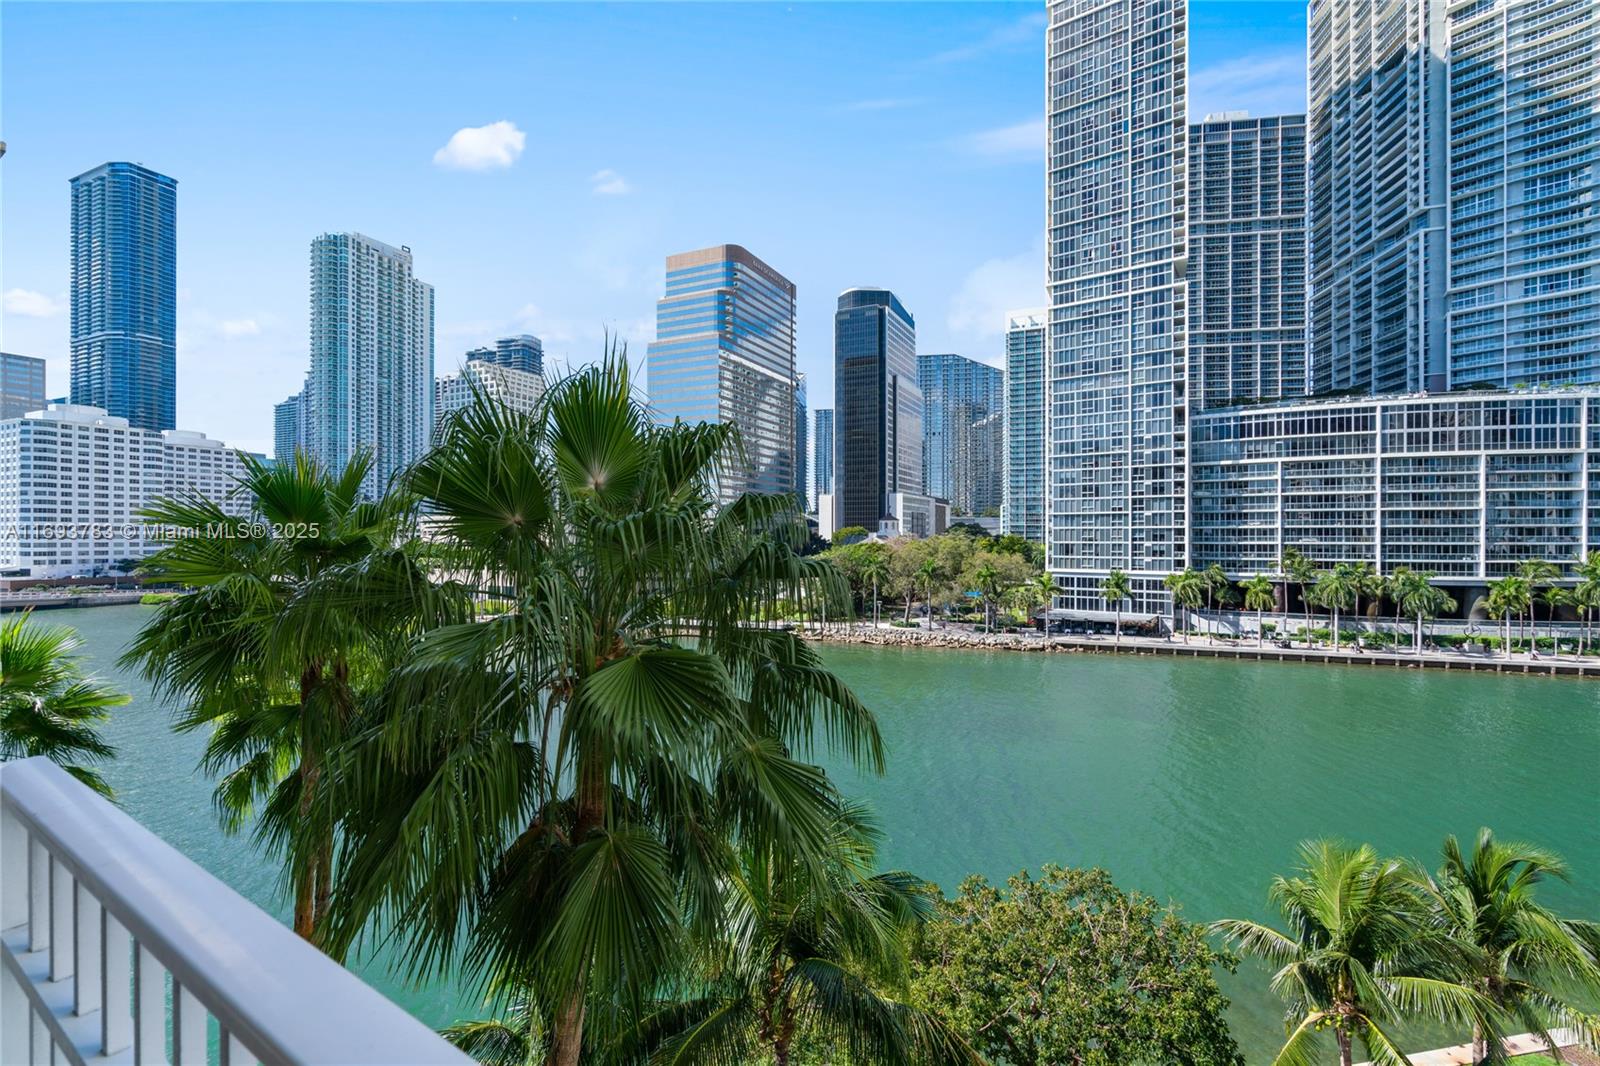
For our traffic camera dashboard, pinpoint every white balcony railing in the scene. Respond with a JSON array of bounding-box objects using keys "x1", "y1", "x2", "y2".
[{"x1": 1, "y1": 756, "x2": 471, "y2": 1065}]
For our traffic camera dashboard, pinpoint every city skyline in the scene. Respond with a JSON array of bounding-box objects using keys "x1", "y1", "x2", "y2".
[{"x1": 0, "y1": 2, "x2": 1309, "y2": 454}]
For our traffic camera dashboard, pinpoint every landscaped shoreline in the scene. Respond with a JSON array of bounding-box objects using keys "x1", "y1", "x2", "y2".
[{"x1": 800, "y1": 622, "x2": 1600, "y2": 677}]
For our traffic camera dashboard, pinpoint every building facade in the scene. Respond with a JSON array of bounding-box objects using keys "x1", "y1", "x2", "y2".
[
  {"x1": 1, "y1": 353, "x2": 47, "y2": 421},
  {"x1": 434, "y1": 360, "x2": 547, "y2": 439},
  {"x1": 304, "y1": 233, "x2": 435, "y2": 498},
  {"x1": 464, "y1": 335, "x2": 544, "y2": 377},
  {"x1": 917, "y1": 353, "x2": 1005, "y2": 516},
  {"x1": 812, "y1": 407, "x2": 834, "y2": 512},
  {"x1": 1445, "y1": 0, "x2": 1600, "y2": 389},
  {"x1": 0, "y1": 404, "x2": 251, "y2": 577},
  {"x1": 794, "y1": 372, "x2": 808, "y2": 511},
  {"x1": 274, "y1": 391, "x2": 303, "y2": 463},
  {"x1": 1046, "y1": 0, "x2": 1189, "y2": 611},
  {"x1": 646, "y1": 245, "x2": 797, "y2": 501},
  {"x1": 1188, "y1": 113, "x2": 1309, "y2": 411},
  {"x1": 833, "y1": 288, "x2": 924, "y2": 532},
  {"x1": 1002, "y1": 311, "x2": 1047, "y2": 542},
  {"x1": 69, "y1": 162, "x2": 178, "y2": 432}
]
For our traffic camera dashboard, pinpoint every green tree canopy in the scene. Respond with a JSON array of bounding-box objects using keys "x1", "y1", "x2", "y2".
[
  {"x1": 912, "y1": 866, "x2": 1244, "y2": 1066},
  {"x1": 1, "y1": 611, "x2": 126, "y2": 797}
]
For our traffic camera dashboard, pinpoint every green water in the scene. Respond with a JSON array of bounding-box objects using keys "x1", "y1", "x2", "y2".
[{"x1": 26, "y1": 605, "x2": 1600, "y2": 1062}]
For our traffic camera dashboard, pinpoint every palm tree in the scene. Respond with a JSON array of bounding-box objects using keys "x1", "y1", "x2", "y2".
[
  {"x1": 0, "y1": 611, "x2": 126, "y2": 797},
  {"x1": 1032, "y1": 571, "x2": 1057, "y2": 631},
  {"x1": 1410, "y1": 829, "x2": 1600, "y2": 1064},
  {"x1": 1349, "y1": 562, "x2": 1381, "y2": 642},
  {"x1": 320, "y1": 357, "x2": 885, "y2": 1066},
  {"x1": 443, "y1": 993, "x2": 546, "y2": 1066},
  {"x1": 1163, "y1": 568, "x2": 1206, "y2": 644},
  {"x1": 1539, "y1": 585, "x2": 1570, "y2": 658},
  {"x1": 1242, "y1": 574, "x2": 1275, "y2": 647},
  {"x1": 604, "y1": 807, "x2": 981, "y2": 1066},
  {"x1": 860, "y1": 548, "x2": 890, "y2": 629},
  {"x1": 1203, "y1": 563, "x2": 1229, "y2": 643},
  {"x1": 1573, "y1": 551, "x2": 1600, "y2": 656},
  {"x1": 1102, "y1": 568, "x2": 1131, "y2": 647},
  {"x1": 1487, "y1": 576, "x2": 1531, "y2": 660},
  {"x1": 971, "y1": 562, "x2": 1004, "y2": 632},
  {"x1": 1311, "y1": 564, "x2": 1358, "y2": 650},
  {"x1": 1213, "y1": 840, "x2": 1495, "y2": 1066},
  {"x1": 1516, "y1": 559, "x2": 1560, "y2": 654},
  {"x1": 123, "y1": 450, "x2": 454, "y2": 947},
  {"x1": 1279, "y1": 548, "x2": 1318, "y2": 646},
  {"x1": 1398, "y1": 579, "x2": 1457, "y2": 657}
]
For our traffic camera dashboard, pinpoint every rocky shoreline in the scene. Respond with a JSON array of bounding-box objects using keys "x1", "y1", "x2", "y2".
[{"x1": 799, "y1": 625, "x2": 1073, "y2": 652}]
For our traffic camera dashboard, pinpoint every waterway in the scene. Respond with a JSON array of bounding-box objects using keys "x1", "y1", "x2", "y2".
[{"x1": 23, "y1": 605, "x2": 1600, "y2": 1062}]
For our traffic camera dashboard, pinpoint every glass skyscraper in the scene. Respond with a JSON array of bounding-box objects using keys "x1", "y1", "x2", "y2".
[
  {"x1": 69, "y1": 162, "x2": 178, "y2": 431},
  {"x1": 1046, "y1": 0, "x2": 1188, "y2": 611},
  {"x1": 274, "y1": 390, "x2": 303, "y2": 463},
  {"x1": 1188, "y1": 113, "x2": 1309, "y2": 410},
  {"x1": 812, "y1": 407, "x2": 834, "y2": 512},
  {"x1": 834, "y1": 288, "x2": 921, "y2": 531},
  {"x1": 0, "y1": 353, "x2": 47, "y2": 421},
  {"x1": 794, "y1": 372, "x2": 808, "y2": 511},
  {"x1": 917, "y1": 353, "x2": 1004, "y2": 516},
  {"x1": 1002, "y1": 311, "x2": 1046, "y2": 543},
  {"x1": 646, "y1": 245, "x2": 797, "y2": 501},
  {"x1": 465, "y1": 335, "x2": 544, "y2": 377},
  {"x1": 304, "y1": 233, "x2": 435, "y2": 498}
]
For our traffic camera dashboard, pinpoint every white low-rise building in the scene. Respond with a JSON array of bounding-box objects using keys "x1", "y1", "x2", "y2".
[
  {"x1": 434, "y1": 360, "x2": 546, "y2": 440},
  {"x1": 0, "y1": 404, "x2": 251, "y2": 578}
]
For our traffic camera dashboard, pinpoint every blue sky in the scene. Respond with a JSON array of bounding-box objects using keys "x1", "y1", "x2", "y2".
[{"x1": 1, "y1": 1, "x2": 1307, "y2": 454}]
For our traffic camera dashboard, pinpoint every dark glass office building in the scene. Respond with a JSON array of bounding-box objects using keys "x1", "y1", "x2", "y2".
[
  {"x1": 833, "y1": 288, "x2": 921, "y2": 531},
  {"x1": 1, "y1": 353, "x2": 47, "y2": 421},
  {"x1": 69, "y1": 162, "x2": 178, "y2": 431}
]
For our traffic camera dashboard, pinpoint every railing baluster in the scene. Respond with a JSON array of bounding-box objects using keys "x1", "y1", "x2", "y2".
[
  {"x1": 221, "y1": 1030, "x2": 258, "y2": 1066},
  {"x1": 49, "y1": 857, "x2": 73, "y2": 983},
  {"x1": 173, "y1": 981, "x2": 205, "y2": 1065},
  {"x1": 31, "y1": 1008, "x2": 50, "y2": 1066},
  {"x1": 2, "y1": 963, "x2": 30, "y2": 1064},
  {"x1": 133, "y1": 942, "x2": 165, "y2": 1065},
  {"x1": 102, "y1": 911, "x2": 133, "y2": 1055},
  {"x1": 75, "y1": 881, "x2": 102, "y2": 1016},
  {"x1": 28, "y1": 836, "x2": 48, "y2": 951},
  {"x1": 1, "y1": 805, "x2": 26, "y2": 930}
]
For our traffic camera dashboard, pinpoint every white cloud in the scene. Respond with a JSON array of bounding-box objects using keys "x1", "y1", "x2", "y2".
[
  {"x1": 432, "y1": 120, "x2": 527, "y2": 171},
  {"x1": 3, "y1": 289, "x2": 65, "y2": 317},
  {"x1": 219, "y1": 318, "x2": 260, "y2": 337},
  {"x1": 956, "y1": 118, "x2": 1045, "y2": 160},
  {"x1": 929, "y1": 11, "x2": 1046, "y2": 65},
  {"x1": 1188, "y1": 49, "x2": 1307, "y2": 123},
  {"x1": 589, "y1": 168, "x2": 632, "y2": 196},
  {"x1": 946, "y1": 235, "x2": 1048, "y2": 351}
]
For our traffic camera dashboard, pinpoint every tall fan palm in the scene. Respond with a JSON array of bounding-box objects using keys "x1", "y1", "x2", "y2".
[
  {"x1": 1203, "y1": 563, "x2": 1229, "y2": 643},
  {"x1": 1102, "y1": 568, "x2": 1131, "y2": 647},
  {"x1": 1395, "y1": 571, "x2": 1456, "y2": 657},
  {"x1": 971, "y1": 562, "x2": 1003, "y2": 632},
  {"x1": 1539, "y1": 585, "x2": 1570, "y2": 657},
  {"x1": 1213, "y1": 841, "x2": 1496, "y2": 1066},
  {"x1": 321, "y1": 356, "x2": 885, "y2": 1066},
  {"x1": 1279, "y1": 548, "x2": 1318, "y2": 646},
  {"x1": 916, "y1": 559, "x2": 942, "y2": 628},
  {"x1": 1312, "y1": 565, "x2": 1358, "y2": 649},
  {"x1": 603, "y1": 806, "x2": 982, "y2": 1066},
  {"x1": 0, "y1": 611, "x2": 126, "y2": 797},
  {"x1": 1410, "y1": 829, "x2": 1600, "y2": 1065},
  {"x1": 1515, "y1": 560, "x2": 1559, "y2": 654},
  {"x1": 122, "y1": 450, "x2": 459, "y2": 946},
  {"x1": 1032, "y1": 572, "x2": 1058, "y2": 631},
  {"x1": 1242, "y1": 574, "x2": 1275, "y2": 647},
  {"x1": 1487, "y1": 577, "x2": 1530, "y2": 660},
  {"x1": 860, "y1": 548, "x2": 890, "y2": 629},
  {"x1": 1573, "y1": 551, "x2": 1600, "y2": 656}
]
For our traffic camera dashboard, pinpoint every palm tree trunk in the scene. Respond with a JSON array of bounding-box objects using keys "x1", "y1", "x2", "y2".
[
  {"x1": 293, "y1": 663, "x2": 322, "y2": 943},
  {"x1": 1257, "y1": 609, "x2": 1264, "y2": 647},
  {"x1": 1115, "y1": 608, "x2": 1122, "y2": 647},
  {"x1": 872, "y1": 579, "x2": 880, "y2": 627},
  {"x1": 1337, "y1": 1027, "x2": 1354, "y2": 1066},
  {"x1": 1416, "y1": 612, "x2": 1424, "y2": 656},
  {"x1": 550, "y1": 752, "x2": 607, "y2": 1066},
  {"x1": 1332, "y1": 605, "x2": 1340, "y2": 650}
]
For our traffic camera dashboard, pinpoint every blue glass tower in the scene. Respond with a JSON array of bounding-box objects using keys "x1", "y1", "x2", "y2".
[
  {"x1": 646, "y1": 245, "x2": 797, "y2": 501},
  {"x1": 834, "y1": 288, "x2": 920, "y2": 531},
  {"x1": 917, "y1": 352, "x2": 1005, "y2": 515},
  {"x1": 1002, "y1": 312, "x2": 1046, "y2": 542},
  {"x1": 69, "y1": 162, "x2": 178, "y2": 431},
  {"x1": 794, "y1": 372, "x2": 808, "y2": 510},
  {"x1": 812, "y1": 408, "x2": 834, "y2": 511}
]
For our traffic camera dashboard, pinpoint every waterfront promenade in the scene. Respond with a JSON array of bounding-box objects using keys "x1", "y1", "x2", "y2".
[{"x1": 802, "y1": 622, "x2": 1600, "y2": 678}]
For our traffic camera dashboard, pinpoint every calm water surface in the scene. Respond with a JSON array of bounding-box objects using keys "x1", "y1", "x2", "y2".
[{"x1": 32, "y1": 605, "x2": 1600, "y2": 1062}]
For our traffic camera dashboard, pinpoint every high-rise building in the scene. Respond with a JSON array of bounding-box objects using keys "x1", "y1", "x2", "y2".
[
  {"x1": 434, "y1": 360, "x2": 547, "y2": 439},
  {"x1": 1, "y1": 353, "x2": 47, "y2": 420},
  {"x1": 1307, "y1": 0, "x2": 1448, "y2": 396},
  {"x1": 1002, "y1": 311, "x2": 1046, "y2": 543},
  {"x1": 833, "y1": 288, "x2": 923, "y2": 533},
  {"x1": 1046, "y1": 0, "x2": 1188, "y2": 611},
  {"x1": 465, "y1": 335, "x2": 544, "y2": 377},
  {"x1": 1188, "y1": 113, "x2": 1309, "y2": 410},
  {"x1": 956, "y1": 409, "x2": 1005, "y2": 520},
  {"x1": 794, "y1": 372, "x2": 808, "y2": 511},
  {"x1": 646, "y1": 245, "x2": 798, "y2": 500},
  {"x1": 274, "y1": 391, "x2": 303, "y2": 462},
  {"x1": 69, "y1": 162, "x2": 178, "y2": 431},
  {"x1": 0, "y1": 404, "x2": 251, "y2": 577},
  {"x1": 812, "y1": 407, "x2": 834, "y2": 512},
  {"x1": 304, "y1": 233, "x2": 435, "y2": 498},
  {"x1": 917, "y1": 353, "x2": 1005, "y2": 516},
  {"x1": 1445, "y1": 0, "x2": 1600, "y2": 389}
]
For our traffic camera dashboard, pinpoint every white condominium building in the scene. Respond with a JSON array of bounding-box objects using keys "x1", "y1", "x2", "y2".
[
  {"x1": 434, "y1": 359, "x2": 547, "y2": 440},
  {"x1": 0, "y1": 404, "x2": 251, "y2": 578}
]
